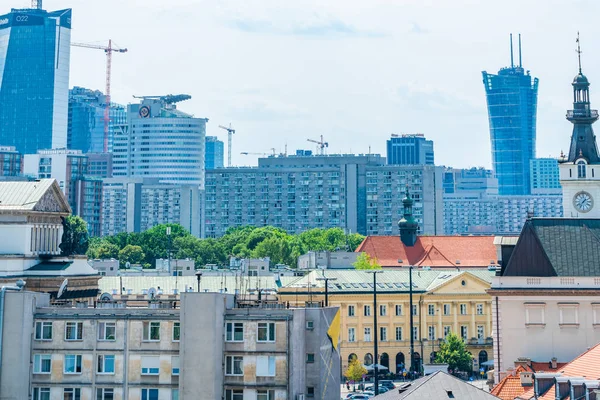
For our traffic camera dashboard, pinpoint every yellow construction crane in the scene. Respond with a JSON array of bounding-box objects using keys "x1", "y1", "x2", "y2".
[
  {"x1": 218, "y1": 123, "x2": 236, "y2": 167},
  {"x1": 307, "y1": 135, "x2": 328, "y2": 155}
]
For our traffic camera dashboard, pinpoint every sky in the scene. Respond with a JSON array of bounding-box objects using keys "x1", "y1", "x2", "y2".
[{"x1": 14, "y1": 0, "x2": 600, "y2": 168}]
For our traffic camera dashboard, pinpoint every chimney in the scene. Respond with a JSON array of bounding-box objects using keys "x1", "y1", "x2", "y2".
[
  {"x1": 551, "y1": 357, "x2": 558, "y2": 369},
  {"x1": 520, "y1": 372, "x2": 533, "y2": 386},
  {"x1": 515, "y1": 357, "x2": 532, "y2": 369}
]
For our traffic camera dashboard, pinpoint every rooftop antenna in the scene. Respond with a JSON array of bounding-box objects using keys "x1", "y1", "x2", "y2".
[
  {"x1": 576, "y1": 32, "x2": 582, "y2": 73},
  {"x1": 32, "y1": 0, "x2": 42, "y2": 9},
  {"x1": 518, "y1": 33, "x2": 522, "y2": 68},
  {"x1": 510, "y1": 33, "x2": 514, "y2": 68}
]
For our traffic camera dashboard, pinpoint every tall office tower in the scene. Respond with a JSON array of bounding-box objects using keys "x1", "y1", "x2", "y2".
[
  {"x1": 67, "y1": 87, "x2": 126, "y2": 153},
  {"x1": 386, "y1": 134, "x2": 434, "y2": 165},
  {"x1": 205, "y1": 136, "x2": 224, "y2": 170},
  {"x1": 530, "y1": 158, "x2": 561, "y2": 194},
  {"x1": 113, "y1": 95, "x2": 207, "y2": 187},
  {"x1": 0, "y1": 7, "x2": 72, "y2": 154},
  {"x1": 482, "y1": 34, "x2": 538, "y2": 195}
]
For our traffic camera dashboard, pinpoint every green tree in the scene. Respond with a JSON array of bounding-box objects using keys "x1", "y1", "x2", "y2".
[
  {"x1": 118, "y1": 245, "x2": 145, "y2": 266},
  {"x1": 60, "y1": 215, "x2": 89, "y2": 256},
  {"x1": 353, "y1": 252, "x2": 381, "y2": 270},
  {"x1": 87, "y1": 239, "x2": 119, "y2": 259},
  {"x1": 344, "y1": 357, "x2": 367, "y2": 390},
  {"x1": 435, "y1": 332, "x2": 473, "y2": 372},
  {"x1": 138, "y1": 224, "x2": 190, "y2": 266}
]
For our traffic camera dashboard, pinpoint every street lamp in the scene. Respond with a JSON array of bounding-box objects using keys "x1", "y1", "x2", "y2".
[
  {"x1": 315, "y1": 274, "x2": 337, "y2": 307},
  {"x1": 365, "y1": 270, "x2": 383, "y2": 396},
  {"x1": 195, "y1": 271, "x2": 203, "y2": 293}
]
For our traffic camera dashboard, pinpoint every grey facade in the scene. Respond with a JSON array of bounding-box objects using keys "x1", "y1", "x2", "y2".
[
  {"x1": 102, "y1": 177, "x2": 201, "y2": 237},
  {"x1": 205, "y1": 154, "x2": 443, "y2": 237}
]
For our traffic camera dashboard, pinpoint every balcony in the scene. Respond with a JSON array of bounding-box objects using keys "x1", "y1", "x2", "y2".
[{"x1": 566, "y1": 109, "x2": 599, "y2": 120}]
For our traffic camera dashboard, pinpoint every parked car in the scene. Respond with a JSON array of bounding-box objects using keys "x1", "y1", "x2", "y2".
[
  {"x1": 379, "y1": 380, "x2": 396, "y2": 390},
  {"x1": 349, "y1": 395, "x2": 372, "y2": 400},
  {"x1": 364, "y1": 386, "x2": 389, "y2": 393}
]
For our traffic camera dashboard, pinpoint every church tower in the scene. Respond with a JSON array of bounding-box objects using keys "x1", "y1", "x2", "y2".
[{"x1": 560, "y1": 34, "x2": 600, "y2": 217}]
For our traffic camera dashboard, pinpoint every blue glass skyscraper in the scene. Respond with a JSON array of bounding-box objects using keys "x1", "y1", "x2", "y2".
[
  {"x1": 0, "y1": 7, "x2": 71, "y2": 154},
  {"x1": 205, "y1": 136, "x2": 224, "y2": 169},
  {"x1": 386, "y1": 134, "x2": 434, "y2": 165},
  {"x1": 482, "y1": 34, "x2": 538, "y2": 195}
]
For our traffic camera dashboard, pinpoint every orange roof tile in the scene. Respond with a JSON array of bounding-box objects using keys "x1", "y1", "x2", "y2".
[
  {"x1": 491, "y1": 366, "x2": 533, "y2": 400},
  {"x1": 356, "y1": 235, "x2": 498, "y2": 268},
  {"x1": 530, "y1": 362, "x2": 567, "y2": 373}
]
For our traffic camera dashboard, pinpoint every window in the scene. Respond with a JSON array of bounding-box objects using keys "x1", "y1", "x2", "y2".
[
  {"x1": 380, "y1": 327, "x2": 387, "y2": 341},
  {"x1": 348, "y1": 327, "x2": 355, "y2": 342},
  {"x1": 444, "y1": 326, "x2": 451, "y2": 337},
  {"x1": 33, "y1": 354, "x2": 52, "y2": 374},
  {"x1": 428, "y1": 326, "x2": 435, "y2": 340},
  {"x1": 98, "y1": 322, "x2": 116, "y2": 341},
  {"x1": 64, "y1": 355, "x2": 82, "y2": 374},
  {"x1": 525, "y1": 303, "x2": 546, "y2": 325},
  {"x1": 306, "y1": 321, "x2": 314, "y2": 330},
  {"x1": 225, "y1": 355, "x2": 243, "y2": 375},
  {"x1": 172, "y1": 390, "x2": 179, "y2": 400},
  {"x1": 97, "y1": 355, "x2": 115, "y2": 374},
  {"x1": 257, "y1": 322, "x2": 275, "y2": 342},
  {"x1": 96, "y1": 388, "x2": 114, "y2": 400},
  {"x1": 477, "y1": 326, "x2": 484, "y2": 339},
  {"x1": 559, "y1": 303, "x2": 579, "y2": 325},
  {"x1": 364, "y1": 327, "x2": 372, "y2": 342},
  {"x1": 476, "y1": 304, "x2": 484, "y2": 315},
  {"x1": 257, "y1": 390, "x2": 275, "y2": 400},
  {"x1": 578, "y1": 160, "x2": 587, "y2": 178},
  {"x1": 443, "y1": 304, "x2": 451, "y2": 315},
  {"x1": 35, "y1": 322, "x2": 52, "y2": 340},
  {"x1": 141, "y1": 356, "x2": 160, "y2": 375},
  {"x1": 172, "y1": 356, "x2": 180, "y2": 375},
  {"x1": 460, "y1": 304, "x2": 467, "y2": 315},
  {"x1": 460, "y1": 326, "x2": 468, "y2": 340},
  {"x1": 143, "y1": 321, "x2": 161, "y2": 341},
  {"x1": 395, "y1": 305, "x2": 402, "y2": 316},
  {"x1": 364, "y1": 305, "x2": 371, "y2": 316},
  {"x1": 256, "y1": 356, "x2": 275, "y2": 376},
  {"x1": 395, "y1": 327, "x2": 403, "y2": 341},
  {"x1": 225, "y1": 390, "x2": 243, "y2": 400},
  {"x1": 412, "y1": 327, "x2": 418, "y2": 341},
  {"x1": 380, "y1": 305, "x2": 387, "y2": 316},
  {"x1": 63, "y1": 388, "x2": 81, "y2": 400},
  {"x1": 173, "y1": 322, "x2": 180, "y2": 341},
  {"x1": 226, "y1": 322, "x2": 244, "y2": 342},
  {"x1": 65, "y1": 322, "x2": 83, "y2": 341},
  {"x1": 307, "y1": 386, "x2": 315, "y2": 397},
  {"x1": 428, "y1": 304, "x2": 435, "y2": 316},
  {"x1": 33, "y1": 388, "x2": 50, "y2": 400},
  {"x1": 412, "y1": 305, "x2": 418, "y2": 316},
  {"x1": 348, "y1": 305, "x2": 355, "y2": 317},
  {"x1": 306, "y1": 353, "x2": 315, "y2": 363},
  {"x1": 141, "y1": 389, "x2": 158, "y2": 400}
]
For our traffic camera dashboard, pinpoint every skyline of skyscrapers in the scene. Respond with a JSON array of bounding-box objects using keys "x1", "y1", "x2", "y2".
[
  {"x1": 0, "y1": 7, "x2": 72, "y2": 154},
  {"x1": 482, "y1": 34, "x2": 539, "y2": 196}
]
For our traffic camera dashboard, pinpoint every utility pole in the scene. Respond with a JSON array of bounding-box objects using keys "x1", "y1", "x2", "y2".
[
  {"x1": 365, "y1": 270, "x2": 383, "y2": 395},
  {"x1": 316, "y1": 274, "x2": 337, "y2": 307}
]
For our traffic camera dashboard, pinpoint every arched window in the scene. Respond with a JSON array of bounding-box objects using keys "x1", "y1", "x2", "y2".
[
  {"x1": 479, "y1": 350, "x2": 488, "y2": 367},
  {"x1": 348, "y1": 353, "x2": 358, "y2": 364},
  {"x1": 380, "y1": 353, "x2": 389, "y2": 370},
  {"x1": 364, "y1": 353, "x2": 373, "y2": 366},
  {"x1": 395, "y1": 352, "x2": 405, "y2": 374},
  {"x1": 578, "y1": 160, "x2": 587, "y2": 179}
]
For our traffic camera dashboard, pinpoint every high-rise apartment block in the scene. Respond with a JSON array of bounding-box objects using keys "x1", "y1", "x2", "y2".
[
  {"x1": 68, "y1": 86, "x2": 126, "y2": 153},
  {"x1": 102, "y1": 178, "x2": 201, "y2": 237},
  {"x1": 482, "y1": 35, "x2": 538, "y2": 195},
  {"x1": 205, "y1": 154, "x2": 443, "y2": 237},
  {"x1": 530, "y1": 158, "x2": 561, "y2": 194},
  {"x1": 0, "y1": 7, "x2": 72, "y2": 154},
  {"x1": 23, "y1": 149, "x2": 103, "y2": 236},
  {"x1": 443, "y1": 167, "x2": 499, "y2": 195},
  {"x1": 386, "y1": 134, "x2": 434, "y2": 165},
  {"x1": 0, "y1": 146, "x2": 22, "y2": 177},
  {"x1": 113, "y1": 95, "x2": 206, "y2": 187},
  {"x1": 205, "y1": 136, "x2": 224, "y2": 170}
]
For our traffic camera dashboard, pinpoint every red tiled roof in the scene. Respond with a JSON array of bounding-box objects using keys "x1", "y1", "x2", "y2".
[
  {"x1": 356, "y1": 235, "x2": 498, "y2": 268},
  {"x1": 491, "y1": 365, "x2": 532, "y2": 400},
  {"x1": 529, "y1": 362, "x2": 567, "y2": 373}
]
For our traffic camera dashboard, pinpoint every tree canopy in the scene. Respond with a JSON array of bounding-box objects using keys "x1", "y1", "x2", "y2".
[
  {"x1": 344, "y1": 357, "x2": 367, "y2": 383},
  {"x1": 60, "y1": 215, "x2": 89, "y2": 256},
  {"x1": 353, "y1": 252, "x2": 381, "y2": 270},
  {"x1": 87, "y1": 225, "x2": 365, "y2": 269},
  {"x1": 435, "y1": 333, "x2": 473, "y2": 372}
]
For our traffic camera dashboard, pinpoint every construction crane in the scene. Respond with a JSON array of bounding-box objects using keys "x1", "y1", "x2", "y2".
[
  {"x1": 307, "y1": 135, "x2": 329, "y2": 155},
  {"x1": 71, "y1": 40, "x2": 128, "y2": 153},
  {"x1": 132, "y1": 94, "x2": 191, "y2": 105},
  {"x1": 219, "y1": 124, "x2": 236, "y2": 167},
  {"x1": 240, "y1": 148, "x2": 276, "y2": 157}
]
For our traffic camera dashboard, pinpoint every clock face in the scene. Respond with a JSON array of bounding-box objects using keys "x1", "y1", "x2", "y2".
[{"x1": 573, "y1": 191, "x2": 594, "y2": 213}]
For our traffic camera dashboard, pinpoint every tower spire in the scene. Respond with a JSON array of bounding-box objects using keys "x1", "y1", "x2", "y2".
[{"x1": 576, "y1": 32, "x2": 582, "y2": 73}]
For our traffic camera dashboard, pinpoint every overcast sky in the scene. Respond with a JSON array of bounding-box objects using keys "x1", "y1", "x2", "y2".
[{"x1": 15, "y1": 0, "x2": 600, "y2": 167}]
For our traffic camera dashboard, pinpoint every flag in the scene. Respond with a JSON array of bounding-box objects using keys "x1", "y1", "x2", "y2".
[{"x1": 326, "y1": 310, "x2": 341, "y2": 351}]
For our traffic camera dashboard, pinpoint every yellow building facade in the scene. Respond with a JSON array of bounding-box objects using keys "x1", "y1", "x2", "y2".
[{"x1": 278, "y1": 269, "x2": 494, "y2": 375}]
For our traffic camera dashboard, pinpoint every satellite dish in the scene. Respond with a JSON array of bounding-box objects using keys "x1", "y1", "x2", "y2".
[
  {"x1": 148, "y1": 287, "x2": 157, "y2": 299},
  {"x1": 57, "y1": 279, "x2": 68, "y2": 299},
  {"x1": 100, "y1": 292, "x2": 113, "y2": 302}
]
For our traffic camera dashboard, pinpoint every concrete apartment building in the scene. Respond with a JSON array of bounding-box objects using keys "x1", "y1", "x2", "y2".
[
  {"x1": 1, "y1": 291, "x2": 340, "y2": 400},
  {"x1": 101, "y1": 177, "x2": 201, "y2": 237},
  {"x1": 204, "y1": 153, "x2": 443, "y2": 237}
]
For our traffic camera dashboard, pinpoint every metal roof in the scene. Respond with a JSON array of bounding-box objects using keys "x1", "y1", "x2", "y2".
[{"x1": 0, "y1": 179, "x2": 71, "y2": 213}]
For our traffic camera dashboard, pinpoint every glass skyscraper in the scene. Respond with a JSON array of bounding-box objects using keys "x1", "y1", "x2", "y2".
[
  {"x1": 482, "y1": 35, "x2": 538, "y2": 195},
  {"x1": 386, "y1": 134, "x2": 434, "y2": 165},
  {"x1": 0, "y1": 7, "x2": 72, "y2": 154},
  {"x1": 205, "y1": 136, "x2": 224, "y2": 170},
  {"x1": 68, "y1": 87, "x2": 126, "y2": 153}
]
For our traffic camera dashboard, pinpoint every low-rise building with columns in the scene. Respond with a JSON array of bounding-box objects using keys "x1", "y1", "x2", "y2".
[{"x1": 278, "y1": 269, "x2": 495, "y2": 375}]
